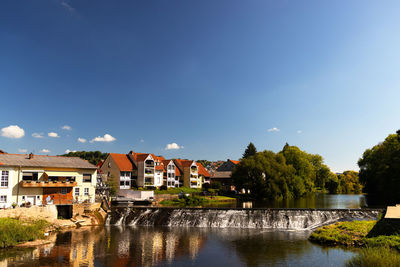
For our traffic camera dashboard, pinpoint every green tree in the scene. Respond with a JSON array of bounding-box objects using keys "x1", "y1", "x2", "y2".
[
  {"x1": 338, "y1": 171, "x2": 362, "y2": 194},
  {"x1": 242, "y1": 142, "x2": 257, "y2": 159},
  {"x1": 325, "y1": 172, "x2": 340, "y2": 193},
  {"x1": 358, "y1": 131, "x2": 400, "y2": 203},
  {"x1": 61, "y1": 151, "x2": 108, "y2": 165}
]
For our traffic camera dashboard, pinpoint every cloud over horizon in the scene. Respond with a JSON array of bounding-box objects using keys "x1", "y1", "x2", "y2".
[
  {"x1": 32, "y1": 133, "x2": 44, "y2": 138},
  {"x1": 40, "y1": 149, "x2": 50, "y2": 153},
  {"x1": 48, "y1": 132, "x2": 60, "y2": 138},
  {"x1": 267, "y1": 127, "x2": 280, "y2": 132},
  {"x1": 165, "y1": 142, "x2": 183, "y2": 150},
  {"x1": 78, "y1": 137, "x2": 87, "y2": 143},
  {"x1": 90, "y1": 134, "x2": 116, "y2": 143},
  {"x1": 62, "y1": 125, "x2": 71, "y2": 130},
  {"x1": 1, "y1": 125, "x2": 25, "y2": 139}
]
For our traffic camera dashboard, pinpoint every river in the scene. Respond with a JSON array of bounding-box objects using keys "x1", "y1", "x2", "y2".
[{"x1": 0, "y1": 194, "x2": 374, "y2": 266}]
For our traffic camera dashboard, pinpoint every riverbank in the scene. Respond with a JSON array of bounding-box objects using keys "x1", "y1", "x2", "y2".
[
  {"x1": 309, "y1": 218, "x2": 400, "y2": 266},
  {"x1": 159, "y1": 195, "x2": 236, "y2": 206},
  {"x1": 0, "y1": 218, "x2": 49, "y2": 248}
]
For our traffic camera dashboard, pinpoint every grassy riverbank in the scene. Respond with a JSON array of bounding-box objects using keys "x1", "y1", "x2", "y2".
[
  {"x1": 159, "y1": 195, "x2": 236, "y2": 206},
  {"x1": 0, "y1": 218, "x2": 49, "y2": 248},
  {"x1": 310, "y1": 219, "x2": 400, "y2": 266}
]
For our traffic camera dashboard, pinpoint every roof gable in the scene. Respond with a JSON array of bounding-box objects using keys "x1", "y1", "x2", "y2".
[{"x1": 109, "y1": 153, "x2": 134, "y2": 172}]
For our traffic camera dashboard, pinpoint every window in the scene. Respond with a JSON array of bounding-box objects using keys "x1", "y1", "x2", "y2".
[
  {"x1": 120, "y1": 172, "x2": 131, "y2": 189},
  {"x1": 108, "y1": 172, "x2": 110, "y2": 177},
  {"x1": 83, "y1": 174, "x2": 92, "y2": 183},
  {"x1": 74, "y1": 188, "x2": 80, "y2": 196},
  {"x1": 0, "y1": 196, "x2": 6, "y2": 203},
  {"x1": 61, "y1": 188, "x2": 67, "y2": 195},
  {"x1": 1, "y1": 171, "x2": 8, "y2": 187},
  {"x1": 108, "y1": 162, "x2": 111, "y2": 168},
  {"x1": 22, "y1": 172, "x2": 38, "y2": 181},
  {"x1": 84, "y1": 188, "x2": 89, "y2": 196}
]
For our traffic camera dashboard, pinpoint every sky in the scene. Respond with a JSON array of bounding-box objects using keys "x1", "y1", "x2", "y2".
[{"x1": 1, "y1": 0, "x2": 400, "y2": 172}]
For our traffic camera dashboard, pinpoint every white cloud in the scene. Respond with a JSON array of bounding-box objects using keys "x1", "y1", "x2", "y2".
[
  {"x1": 297, "y1": 130, "x2": 302, "y2": 134},
  {"x1": 165, "y1": 143, "x2": 183, "y2": 150},
  {"x1": 78, "y1": 137, "x2": 87, "y2": 143},
  {"x1": 48, "y1": 132, "x2": 60, "y2": 138},
  {"x1": 90, "y1": 134, "x2": 116, "y2": 143},
  {"x1": 60, "y1": 0, "x2": 75, "y2": 12},
  {"x1": 40, "y1": 149, "x2": 50, "y2": 153},
  {"x1": 267, "y1": 127, "x2": 280, "y2": 132},
  {"x1": 1, "y1": 125, "x2": 25, "y2": 139},
  {"x1": 32, "y1": 133, "x2": 44, "y2": 138},
  {"x1": 18, "y1": 149, "x2": 27, "y2": 153},
  {"x1": 140, "y1": 139, "x2": 144, "y2": 143},
  {"x1": 65, "y1": 149, "x2": 76, "y2": 154},
  {"x1": 62, "y1": 125, "x2": 71, "y2": 131}
]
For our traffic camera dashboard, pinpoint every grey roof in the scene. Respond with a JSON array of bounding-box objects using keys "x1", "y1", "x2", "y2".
[
  {"x1": 211, "y1": 171, "x2": 232, "y2": 179},
  {"x1": 0, "y1": 154, "x2": 97, "y2": 169}
]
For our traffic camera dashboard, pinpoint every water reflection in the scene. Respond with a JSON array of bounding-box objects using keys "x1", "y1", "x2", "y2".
[{"x1": 2, "y1": 226, "x2": 355, "y2": 267}]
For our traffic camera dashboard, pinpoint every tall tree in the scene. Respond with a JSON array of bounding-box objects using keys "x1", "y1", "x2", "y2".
[
  {"x1": 358, "y1": 130, "x2": 400, "y2": 203},
  {"x1": 242, "y1": 142, "x2": 257, "y2": 159}
]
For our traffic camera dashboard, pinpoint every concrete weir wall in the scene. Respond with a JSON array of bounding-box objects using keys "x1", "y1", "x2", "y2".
[
  {"x1": 0, "y1": 205, "x2": 58, "y2": 221},
  {"x1": 107, "y1": 207, "x2": 384, "y2": 230}
]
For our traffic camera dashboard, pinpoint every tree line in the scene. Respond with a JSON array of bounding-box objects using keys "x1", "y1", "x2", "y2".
[
  {"x1": 61, "y1": 151, "x2": 108, "y2": 165},
  {"x1": 232, "y1": 142, "x2": 362, "y2": 200}
]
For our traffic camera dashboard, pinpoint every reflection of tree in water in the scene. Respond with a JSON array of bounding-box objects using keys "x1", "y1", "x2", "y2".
[{"x1": 215, "y1": 229, "x2": 313, "y2": 266}]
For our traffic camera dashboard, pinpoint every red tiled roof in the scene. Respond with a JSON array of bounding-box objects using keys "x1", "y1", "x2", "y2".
[
  {"x1": 175, "y1": 159, "x2": 195, "y2": 168},
  {"x1": 110, "y1": 153, "x2": 134, "y2": 172},
  {"x1": 155, "y1": 165, "x2": 164, "y2": 171},
  {"x1": 229, "y1": 160, "x2": 240, "y2": 165},
  {"x1": 197, "y1": 163, "x2": 210, "y2": 177}
]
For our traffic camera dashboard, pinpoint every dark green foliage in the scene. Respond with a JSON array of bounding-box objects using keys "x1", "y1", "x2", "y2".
[
  {"x1": 197, "y1": 160, "x2": 211, "y2": 167},
  {"x1": 0, "y1": 218, "x2": 48, "y2": 248},
  {"x1": 106, "y1": 175, "x2": 118, "y2": 197},
  {"x1": 233, "y1": 144, "x2": 337, "y2": 200},
  {"x1": 61, "y1": 151, "x2": 108, "y2": 165},
  {"x1": 358, "y1": 131, "x2": 400, "y2": 204},
  {"x1": 242, "y1": 142, "x2": 257, "y2": 159},
  {"x1": 211, "y1": 181, "x2": 222, "y2": 190},
  {"x1": 338, "y1": 171, "x2": 363, "y2": 194}
]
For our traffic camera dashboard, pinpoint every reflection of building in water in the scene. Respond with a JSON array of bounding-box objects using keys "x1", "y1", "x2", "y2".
[
  {"x1": 165, "y1": 233, "x2": 177, "y2": 262},
  {"x1": 117, "y1": 227, "x2": 130, "y2": 258},
  {"x1": 36, "y1": 228, "x2": 102, "y2": 267},
  {"x1": 242, "y1": 201, "x2": 253, "y2": 208},
  {"x1": 189, "y1": 233, "x2": 202, "y2": 259}
]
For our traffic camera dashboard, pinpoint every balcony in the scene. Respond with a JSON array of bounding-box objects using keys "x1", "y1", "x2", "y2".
[{"x1": 21, "y1": 180, "x2": 77, "y2": 188}]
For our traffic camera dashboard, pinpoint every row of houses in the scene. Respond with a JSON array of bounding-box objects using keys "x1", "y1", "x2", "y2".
[
  {"x1": 0, "y1": 148, "x2": 239, "y2": 209},
  {"x1": 0, "y1": 152, "x2": 97, "y2": 209},
  {"x1": 98, "y1": 151, "x2": 211, "y2": 193}
]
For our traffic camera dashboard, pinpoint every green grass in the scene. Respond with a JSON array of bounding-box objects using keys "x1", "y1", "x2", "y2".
[
  {"x1": 159, "y1": 195, "x2": 236, "y2": 206},
  {"x1": 346, "y1": 247, "x2": 400, "y2": 267},
  {"x1": 154, "y1": 187, "x2": 203, "y2": 195},
  {"x1": 0, "y1": 218, "x2": 49, "y2": 248},
  {"x1": 310, "y1": 219, "x2": 400, "y2": 250}
]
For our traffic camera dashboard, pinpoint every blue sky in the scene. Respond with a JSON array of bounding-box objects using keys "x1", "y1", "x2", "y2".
[{"x1": 1, "y1": 0, "x2": 400, "y2": 172}]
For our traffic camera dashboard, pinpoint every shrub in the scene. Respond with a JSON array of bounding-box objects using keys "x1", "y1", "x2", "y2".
[
  {"x1": 0, "y1": 218, "x2": 48, "y2": 248},
  {"x1": 211, "y1": 181, "x2": 222, "y2": 190},
  {"x1": 159, "y1": 185, "x2": 168, "y2": 191}
]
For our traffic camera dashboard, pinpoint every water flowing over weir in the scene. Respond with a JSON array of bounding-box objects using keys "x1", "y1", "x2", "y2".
[{"x1": 106, "y1": 207, "x2": 383, "y2": 230}]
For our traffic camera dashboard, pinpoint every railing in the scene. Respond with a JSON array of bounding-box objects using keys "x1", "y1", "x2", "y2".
[{"x1": 21, "y1": 180, "x2": 77, "y2": 187}]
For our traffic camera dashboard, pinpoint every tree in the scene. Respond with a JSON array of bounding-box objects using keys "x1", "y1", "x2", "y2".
[
  {"x1": 338, "y1": 171, "x2": 362, "y2": 194},
  {"x1": 358, "y1": 131, "x2": 400, "y2": 203},
  {"x1": 242, "y1": 142, "x2": 257, "y2": 159},
  {"x1": 61, "y1": 151, "x2": 108, "y2": 165}
]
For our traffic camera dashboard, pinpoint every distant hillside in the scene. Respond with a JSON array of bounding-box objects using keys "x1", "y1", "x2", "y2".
[{"x1": 60, "y1": 151, "x2": 108, "y2": 165}]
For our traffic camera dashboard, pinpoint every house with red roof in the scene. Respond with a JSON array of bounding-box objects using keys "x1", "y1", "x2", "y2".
[
  {"x1": 197, "y1": 163, "x2": 211, "y2": 185},
  {"x1": 174, "y1": 159, "x2": 201, "y2": 188},
  {"x1": 162, "y1": 159, "x2": 181, "y2": 187},
  {"x1": 100, "y1": 153, "x2": 136, "y2": 192},
  {"x1": 211, "y1": 159, "x2": 240, "y2": 191}
]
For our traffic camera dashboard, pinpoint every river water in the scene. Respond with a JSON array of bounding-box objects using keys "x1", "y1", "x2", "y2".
[{"x1": 0, "y1": 194, "x2": 370, "y2": 266}]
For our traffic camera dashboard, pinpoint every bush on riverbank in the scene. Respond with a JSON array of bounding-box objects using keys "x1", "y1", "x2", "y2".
[
  {"x1": 153, "y1": 187, "x2": 203, "y2": 195},
  {"x1": 0, "y1": 218, "x2": 48, "y2": 248},
  {"x1": 346, "y1": 247, "x2": 400, "y2": 267}
]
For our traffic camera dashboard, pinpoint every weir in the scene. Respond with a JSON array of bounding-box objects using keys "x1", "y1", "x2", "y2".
[{"x1": 106, "y1": 207, "x2": 384, "y2": 230}]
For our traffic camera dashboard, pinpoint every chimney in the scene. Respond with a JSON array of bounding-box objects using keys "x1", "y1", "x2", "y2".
[{"x1": 29, "y1": 153, "x2": 34, "y2": 159}]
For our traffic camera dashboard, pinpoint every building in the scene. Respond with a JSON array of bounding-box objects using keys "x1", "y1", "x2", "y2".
[
  {"x1": 0, "y1": 153, "x2": 97, "y2": 208},
  {"x1": 162, "y1": 160, "x2": 181, "y2": 188},
  {"x1": 197, "y1": 163, "x2": 211, "y2": 185},
  {"x1": 100, "y1": 153, "x2": 136, "y2": 193},
  {"x1": 211, "y1": 159, "x2": 239, "y2": 191},
  {"x1": 174, "y1": 159, "x2": 201, "y2": 188}
]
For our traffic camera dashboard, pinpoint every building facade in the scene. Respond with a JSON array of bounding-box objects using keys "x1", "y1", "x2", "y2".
[{"x1": 0, "y1": 153, "x2": 97, "y2": 208}]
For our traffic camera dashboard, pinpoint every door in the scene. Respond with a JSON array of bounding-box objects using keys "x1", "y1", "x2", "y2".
[{"x1": 26, "y1": 196, "x2": 36, "y2": 205}]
